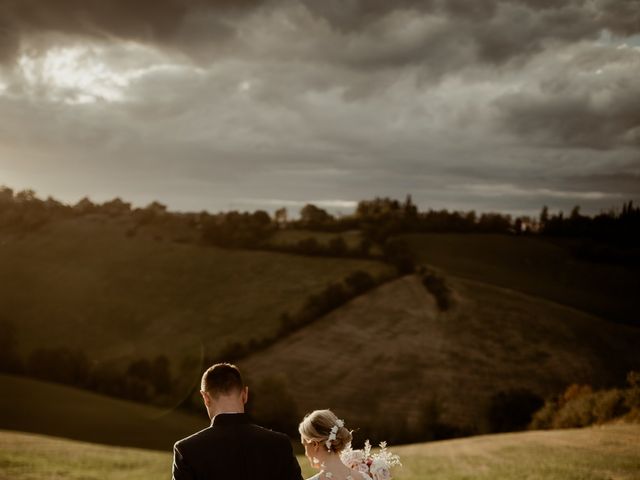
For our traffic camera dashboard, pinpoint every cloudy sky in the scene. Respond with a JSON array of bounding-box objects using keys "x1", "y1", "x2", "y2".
[{"x1": 1, "y1": 0, "x2": 639, "y2": 216}]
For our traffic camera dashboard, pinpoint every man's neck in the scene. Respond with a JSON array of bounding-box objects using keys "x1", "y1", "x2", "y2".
[{"x1": 210, "y1": 404, "x2": 245, "y2": 420}]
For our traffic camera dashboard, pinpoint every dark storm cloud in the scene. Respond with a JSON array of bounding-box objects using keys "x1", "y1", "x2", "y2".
[
  {"x1": 1, "y1": 0, "x2": 639, "y2": 216},
  {"x1": 496, "y1": 89, "x2": 640, "y2": 150},
  {"x1": 494, "y1": 45, "x2": 640, "y2": 150},
  {"x1": 2, "y1": 0, "x2": 639, "y2": 69},
  {"x1": 0, "y1": 0, "x2": 270, "y2": 63},
  {"x1": 301, "y1": 0, "x2": 640, "y2": 69}
]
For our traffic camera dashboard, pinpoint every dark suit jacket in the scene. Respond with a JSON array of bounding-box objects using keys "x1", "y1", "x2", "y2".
[{"x1": 172, "y1": 413, "x2": 303, "y2": 480}]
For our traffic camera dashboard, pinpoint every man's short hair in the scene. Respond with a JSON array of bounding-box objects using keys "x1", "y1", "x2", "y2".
[{"x1": 201, "y1": 363, "x2": 244, "y2": 397}]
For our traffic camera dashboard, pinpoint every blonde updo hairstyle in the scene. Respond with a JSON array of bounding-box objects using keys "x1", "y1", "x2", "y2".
[{"x1": 299, "y1": 409, "x2": 352, "y2": 453}]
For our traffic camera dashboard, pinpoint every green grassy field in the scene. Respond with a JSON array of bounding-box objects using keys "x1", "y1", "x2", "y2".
[
  {"x1": 1, "y1": 424, "x2": 638, "y2": 479},
  {"x1": 0, "y1": 216, "x2": 392, "y2": 365},
  {"x1": 401, "y1": 233, "x2": 639, "y2": 325}
]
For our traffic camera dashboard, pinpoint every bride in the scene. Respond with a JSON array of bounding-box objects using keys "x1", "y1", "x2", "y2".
[{"x1": 299, "y1": 409, "x2": 372, "y2": 480}]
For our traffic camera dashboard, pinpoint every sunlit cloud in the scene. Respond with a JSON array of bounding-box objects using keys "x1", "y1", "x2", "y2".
[
  {"x1": 9, "y1": 41, "x2": 198, "y2": 105},
  {"x1": 16, "y1": 46, "x2": 129, "y2": 104}
]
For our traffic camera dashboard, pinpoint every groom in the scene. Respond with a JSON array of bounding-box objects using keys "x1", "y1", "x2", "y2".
[{"x1": 172, "y1": 363, "x2": 302, "y2": 480}]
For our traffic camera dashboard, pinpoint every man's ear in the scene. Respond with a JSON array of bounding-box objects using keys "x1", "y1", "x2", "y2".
[
  {"x1": 241, "y1": 386, "x2": 249, "y2": 405},
  {"x1": 200, "y1": 390, "x2": 210, "y2": 407}
]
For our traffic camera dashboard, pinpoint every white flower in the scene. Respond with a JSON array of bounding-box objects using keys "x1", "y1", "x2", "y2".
[
  {"x1": 341, "y1": 449, "x2": 365, "y2": 468},
  {"x1": 336, "y1": 419, "x2": 345, "y2": 428},
  {"x1": 370, "y1": 458, "x2": 391, "y2": 480},
  {"x1": 340, "y1": 438, "x2": 400, "y2": 479},
  {"x1": 325, "y1": 472, "x2": 333, "y2": 479}
]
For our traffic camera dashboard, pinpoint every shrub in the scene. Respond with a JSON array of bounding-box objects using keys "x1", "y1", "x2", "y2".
[
  {"x1": 592, "y1": 389, "x2": 627, "y2": 423},
  {"x1": 419, "y1": 267, "x2": 454, "y2": 311},
  {"x1": 531, "y1": 379, "x2": 635, "y2": 430},
  {"x1": 530, "y1": 399, "x2": 559, "y2": 430},
  {"x1": 625, "y1": 371, "x2": 640, "y2": 415},
  {"x1": 552, "y1": 394, "x2": 597, "y2": 428}
]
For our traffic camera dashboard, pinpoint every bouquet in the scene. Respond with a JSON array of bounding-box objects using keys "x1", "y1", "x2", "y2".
[{"x1": 340, "y1": 440, "x2": 402, "y2": 480}]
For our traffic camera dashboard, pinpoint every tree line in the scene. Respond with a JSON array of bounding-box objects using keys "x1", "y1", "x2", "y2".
[
  {"x1": 3, "y1": 186, "x2": 638, "y2": 252},
  {"x1": 0, "y1": 321, "x2": 174, "y2": 405}
]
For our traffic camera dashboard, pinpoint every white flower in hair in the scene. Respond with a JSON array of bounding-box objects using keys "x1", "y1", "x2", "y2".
[{"x1": 325, "y1": 418, "x2": 345, "y2": 451}]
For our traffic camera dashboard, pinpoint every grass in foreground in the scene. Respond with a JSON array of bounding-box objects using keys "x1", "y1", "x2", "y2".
[
  {"x1": 1, "y1": 424, "x2": 638, "y2": 480},
  {"x1": 393, "y1": 423, "x2": 640, "y2": 480}
]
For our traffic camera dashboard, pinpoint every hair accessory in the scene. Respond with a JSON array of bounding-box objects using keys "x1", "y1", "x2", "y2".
[{"x1": 325, "y1": 418, "x2": 345, "y2": 451}]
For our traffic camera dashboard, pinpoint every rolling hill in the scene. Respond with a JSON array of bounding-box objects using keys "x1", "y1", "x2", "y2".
[
  {"x1": 241, "y1": 273, "x2": 640, "y2": 434},
  {"x1": 401, "y1": 233, "x2": 639, "y2": 325},
  {"x1": 0, "y1": 215, "x2": 392, "y2": 365},
  {"x1": 2, "y1": 213, "x2": 639, "y2": 444},
  {"x1": 0, "y1": 374, "x2": 208, "y2": 450},
  {"x1": 1, "y1": 424, "x2": 638, "y2": 479}
]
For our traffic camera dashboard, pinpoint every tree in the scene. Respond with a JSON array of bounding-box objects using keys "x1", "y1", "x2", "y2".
[
  {"x1": 299, "y1": 204, "x2": 334, "y2": 228},
  {"x1": 101, "y1": 197, "x2": 131, "y2": 217},
  {"x1": 274, "y1": 208, "x2": 288, "y2": 227},
  {"x1": 74, "y1": 197, "x2": 97, "y2": 214},
  {"x1": 539, "y1": 205, "x2": 549, "y2": 230},
  {"x1": 0, "y1": 186, "x2": 13, "y2": 203},
  {"x1": 403, "y1": 194, "x2": 418, "y2": 217},
  {"x1": 15, "y1": 189, "x2": 36, "y2": 203}
]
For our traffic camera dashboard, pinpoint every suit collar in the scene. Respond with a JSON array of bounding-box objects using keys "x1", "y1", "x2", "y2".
[{"x1": 212, "y1": 412, "x2": 251, "y2": 426}]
